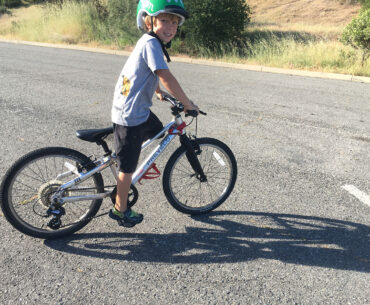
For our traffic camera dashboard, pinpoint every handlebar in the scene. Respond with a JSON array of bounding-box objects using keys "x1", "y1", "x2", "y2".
[{"x1": 162, "y1": 94, "x2": 207, "y2": 117}]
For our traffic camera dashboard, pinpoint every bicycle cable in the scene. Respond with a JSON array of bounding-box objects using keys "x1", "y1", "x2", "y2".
[
  {"x1": 188, "y1": 117, "x2": 198, "y2": 137},
  {"x1": 195, "y1": 116, "x2": 198, "y2": 137}
]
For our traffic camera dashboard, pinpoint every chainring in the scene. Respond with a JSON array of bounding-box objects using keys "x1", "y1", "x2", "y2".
[{"x1": 110, "y1": 184, "x2": 138, "y2": 208}]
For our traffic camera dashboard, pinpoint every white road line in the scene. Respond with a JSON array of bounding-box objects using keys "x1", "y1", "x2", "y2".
[{"x1": 342, "y1": 185, "x2": 370, "y2": 207}]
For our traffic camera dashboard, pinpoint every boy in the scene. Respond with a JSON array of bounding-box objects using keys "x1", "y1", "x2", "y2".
[{"x1": 110, "y1": 0, "x2": 199, "y2": 227}]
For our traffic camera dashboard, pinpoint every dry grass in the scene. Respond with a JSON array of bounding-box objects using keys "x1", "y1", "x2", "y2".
[
  {"x1": 0, "y1": 5, "x2": 42, "y2": 38},
  {"x1": 236, "y1": 0, "x2": 369, "y2": 76},
  {"x1": 0, "y1": 3, "x2": 134, "y2": 47},
  {"x1": 0, "y1": 1, "x2": 368, "y2": 75},
  {"x1": 1, "y1": 2, "x2": 97, "y2": 44},
  {"x1": 247, "y1": 0, "x2": 361, "y2": 36}
]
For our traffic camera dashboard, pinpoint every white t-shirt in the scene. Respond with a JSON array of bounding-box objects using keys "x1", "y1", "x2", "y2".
[{"x1": 111, "y1": 34, "x2": 168, "y2": 126}]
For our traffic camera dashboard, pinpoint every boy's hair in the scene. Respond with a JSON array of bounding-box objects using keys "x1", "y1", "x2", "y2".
[{"x1": 143, "y1": 13, "x2": 181, "y2": 32}]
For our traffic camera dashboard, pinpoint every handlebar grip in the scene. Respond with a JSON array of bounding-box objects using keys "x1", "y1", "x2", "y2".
[{"x1": 185, "y1": 110, "x2": 199, "y2": 117}]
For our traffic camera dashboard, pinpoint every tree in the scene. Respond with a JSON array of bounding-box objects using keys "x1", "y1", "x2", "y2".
[
  {"x1": 342, "y1": 8, "x2": 370, "y2": 65},
  {"x1": 181, "y1": 0, "x2": 251, "y2": 52}
]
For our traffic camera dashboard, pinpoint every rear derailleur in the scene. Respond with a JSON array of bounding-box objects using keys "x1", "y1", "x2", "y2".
[{"x1": 46, "y1": 205, "x2": 65, "y2": 230}]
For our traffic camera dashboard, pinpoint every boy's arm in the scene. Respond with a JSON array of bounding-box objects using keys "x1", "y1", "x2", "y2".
[{"x1": 156, "y1": 69, "x2": 199, "y2": 113}]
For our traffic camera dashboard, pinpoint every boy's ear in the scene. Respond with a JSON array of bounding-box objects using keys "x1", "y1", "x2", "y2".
[{"x1": 144, "y1": 16, "x2": 153, "y2": 31}]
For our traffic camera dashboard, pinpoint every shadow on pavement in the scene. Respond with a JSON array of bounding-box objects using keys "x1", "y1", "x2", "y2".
[{"x1": 45, "y1": 211, "x2": 370, "y2": 272}]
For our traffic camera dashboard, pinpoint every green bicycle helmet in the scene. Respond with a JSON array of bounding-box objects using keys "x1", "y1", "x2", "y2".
[{"x1": 137, "y1": 0, "x2": 189, "y2": 31}]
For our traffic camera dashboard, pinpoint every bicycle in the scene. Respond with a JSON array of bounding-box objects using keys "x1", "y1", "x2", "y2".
[{"x1": 0, "y1": 96, "x2": 237, "y2": 239}]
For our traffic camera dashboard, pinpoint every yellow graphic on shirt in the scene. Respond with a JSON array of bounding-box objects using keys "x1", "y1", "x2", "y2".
[{"x1": 121, "y1": 76, "x2": 131, "y2": 97}]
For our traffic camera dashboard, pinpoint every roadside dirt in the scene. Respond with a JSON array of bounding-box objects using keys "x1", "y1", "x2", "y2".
[{"x1": 247, "y1": 0, "x2": 361, "y2": 25}]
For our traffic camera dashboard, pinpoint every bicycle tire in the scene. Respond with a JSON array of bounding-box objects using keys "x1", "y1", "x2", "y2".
[
  {"x1": 0, "y1": 147, "x2": 104, "y2": 239},
  {"x1": 163, "y1": 137, "x2": 237, "y2": 215}
]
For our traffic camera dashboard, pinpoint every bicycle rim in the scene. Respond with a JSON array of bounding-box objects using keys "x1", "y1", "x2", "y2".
[{"x1": 164, "y1": 138, "x2": 237, "y2": 214}]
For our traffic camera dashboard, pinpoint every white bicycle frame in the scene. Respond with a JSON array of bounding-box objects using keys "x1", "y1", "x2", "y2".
[{"x1": 54, "y1": 115, "x2": 187, "y2": 204}]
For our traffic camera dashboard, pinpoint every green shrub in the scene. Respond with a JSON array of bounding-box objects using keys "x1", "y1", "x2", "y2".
[
  {"x1": 358, "y1": 0, "x2": 370, "y2": 9},
  {"x1": 1, "y1": 0, "x2": 22, "y2": 7},
  {"x1": 0, "y1": 0, "x2": 41, "y2": 8},
  {"x1": 48, "y1": 0, "x2": 139, "y2": 47},
  {"x1": 105, "y1": 0, "x2": 139, "y2": 46},
  {"x1": 342, "y1": 8, "x2": 370, "y2": 65},
  {"x1": 181, "y1": 0, "x2": 251, "y2": 54}
]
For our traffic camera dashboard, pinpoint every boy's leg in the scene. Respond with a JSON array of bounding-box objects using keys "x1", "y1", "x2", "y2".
[
  {"x1": 111, "y1": 123, "x2": 143, "y2": 227},
  {"x1": 110, "y1": 171, "x2": 142, "y2": 227},
  {"x1": 110, "y1": 172, "x2": 143, "y2": 227},
  {"x1": 114, "y1": 171, "x2": 132, "y2": 213},
  {"x1": 110, "y1": 113, "x2": 162, "y2": 227}
]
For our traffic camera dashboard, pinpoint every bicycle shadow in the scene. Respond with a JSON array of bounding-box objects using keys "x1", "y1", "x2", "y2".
[{"x1": 44, "y1": 211, "x2": 370, "y2": 272}]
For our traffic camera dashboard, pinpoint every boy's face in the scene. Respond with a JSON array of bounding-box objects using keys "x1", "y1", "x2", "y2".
[{"x1": 153, "y1": 13, "x2": 180, "y2": 43}]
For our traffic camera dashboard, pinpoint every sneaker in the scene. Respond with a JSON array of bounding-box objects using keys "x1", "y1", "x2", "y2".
[{"x1": 109, "y1": 207, "x2": 143, "y2": 228}]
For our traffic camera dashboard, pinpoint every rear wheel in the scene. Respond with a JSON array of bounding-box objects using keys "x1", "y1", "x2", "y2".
[
  {"x1": 0, "y1": 147, "x2": 104, "y2": 239},
  {"x1": 163, "y1": 137, "x2": 237, "y2": 215}
]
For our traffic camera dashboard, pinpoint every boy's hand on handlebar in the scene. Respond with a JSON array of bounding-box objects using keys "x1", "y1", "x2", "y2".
[
  {"x1": 161, "y1": 95, "x2": 204, "y2": 116},
  {"x1": 183, "y1": 101, "x2": 199, "y2": 115},
  {"x1": 155, "y1": 89, "x2": 166, "y2": 101}
]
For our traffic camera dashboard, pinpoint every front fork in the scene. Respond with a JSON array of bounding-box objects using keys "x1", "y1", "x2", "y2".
[{"x1": 180, "y1": 135, "x2": 207, "y2": 182}]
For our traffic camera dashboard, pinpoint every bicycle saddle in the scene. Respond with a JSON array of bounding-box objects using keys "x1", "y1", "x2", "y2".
[{"x1": 76, "y1": 127, "x2": 113, "y2": 143}]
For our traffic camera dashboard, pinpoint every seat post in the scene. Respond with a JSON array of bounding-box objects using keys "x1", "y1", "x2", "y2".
[{"x1": 97, "y1": 140, "x2": 111, "y2": 155}]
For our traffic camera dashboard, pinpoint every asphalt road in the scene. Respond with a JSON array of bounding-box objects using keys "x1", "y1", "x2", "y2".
[{"x1": 0, "y1": 41, "x2": 369, "y2": 305}]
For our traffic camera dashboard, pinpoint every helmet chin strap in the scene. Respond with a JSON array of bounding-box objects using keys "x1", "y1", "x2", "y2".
[{"x1": 149, "y1": 16, "x2": 172, "y2": 63}]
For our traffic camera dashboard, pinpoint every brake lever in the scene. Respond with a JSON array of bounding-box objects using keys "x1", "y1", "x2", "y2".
[{"x1": 163, "y1": 95, "x2": 206, "y2": 116}]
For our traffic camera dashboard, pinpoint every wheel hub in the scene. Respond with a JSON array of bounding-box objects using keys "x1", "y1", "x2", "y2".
[{"x1": 38, "y1": 181, "x2": 65, "y2": 207}]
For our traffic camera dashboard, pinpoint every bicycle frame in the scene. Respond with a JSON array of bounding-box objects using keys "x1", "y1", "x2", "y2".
[{"x1": 53, "y1": 115, "x2": 186, "y2": 205}]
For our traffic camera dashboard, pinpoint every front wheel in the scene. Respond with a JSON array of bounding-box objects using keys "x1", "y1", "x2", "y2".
[
  {"x1": 0, "y1": 147, "x2": 104, "y2": 239},
  {"x1": 163, "y1": 137, "x2": 237, "y2": 215}
]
